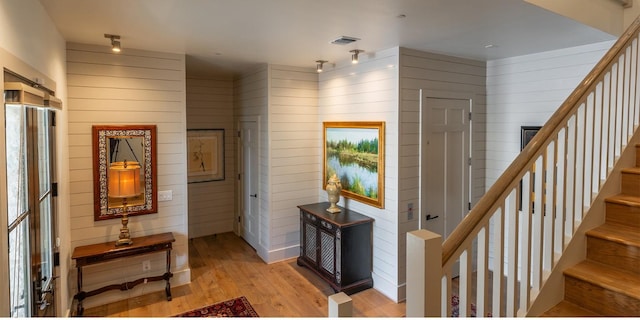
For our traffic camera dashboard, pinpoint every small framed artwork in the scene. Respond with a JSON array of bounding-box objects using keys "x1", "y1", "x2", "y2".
[
  {"x1": 323, "y1": 121, "x2": 385, "y2": 208},
  {"x1": 520, "y1": 126, "x2": 541, "y2": 211},
  {"x1": 521, "y1": 126, "x2": 542, "y2": 150},
  {"x1": 187, "y1": 129, "x2": 224, "y2": 183}
]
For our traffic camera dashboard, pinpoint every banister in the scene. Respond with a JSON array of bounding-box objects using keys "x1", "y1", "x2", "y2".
[{"x1": 442, "y1": 16, "x2": 640, "y2": 266}]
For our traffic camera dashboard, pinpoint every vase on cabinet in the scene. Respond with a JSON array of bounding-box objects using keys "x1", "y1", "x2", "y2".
[{"x1": 326, "y1": 174, "x2": 342, "y2": 213}]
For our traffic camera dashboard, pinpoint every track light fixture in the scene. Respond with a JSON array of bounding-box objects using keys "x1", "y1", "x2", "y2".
[
  {"x1": 350, "y1": 49, "x2": 364, "y2": 64},
  {"x1": 316, "y1": 60, "x2": 328, "y2": 73},
  {"x1": 104, "y1": 34, "x2": 121, "y2": 53}
]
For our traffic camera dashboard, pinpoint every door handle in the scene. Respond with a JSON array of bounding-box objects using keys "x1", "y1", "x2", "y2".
[
  {"x1": 250, "y1": 194, "x2": 257, "y2": 198},
  {"x1": 426, "y1": 214, "x2": 439, "y2": 221}
]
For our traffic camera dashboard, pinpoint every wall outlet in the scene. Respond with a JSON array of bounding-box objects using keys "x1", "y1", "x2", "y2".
[
  {"x1": 158, "y1": 190, "x2": 173, "y2": 201},
  {"x1": 407, "y1": 202, "x2": 414, "y2": 220},
  {"x1": 142, "y1": 260, "x2": 151, "y2": 272}
]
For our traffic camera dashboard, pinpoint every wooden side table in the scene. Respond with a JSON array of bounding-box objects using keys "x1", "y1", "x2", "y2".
[{"x1": 71, "y1": 232, "x2": 175, "y2": 316}]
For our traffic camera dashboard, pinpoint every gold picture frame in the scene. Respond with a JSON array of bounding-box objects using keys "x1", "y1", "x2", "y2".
[
  {"x1": 187, "y1": 129, "x2": 225, "y2": 183},
  {"x1": 323, "y1": 121, "x2": 385, "y2": 208}
]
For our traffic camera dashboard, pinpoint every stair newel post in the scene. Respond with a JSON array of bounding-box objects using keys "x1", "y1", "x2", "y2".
[{"x1": 406, "y1": 229, "x2": 443, "y2": 317}]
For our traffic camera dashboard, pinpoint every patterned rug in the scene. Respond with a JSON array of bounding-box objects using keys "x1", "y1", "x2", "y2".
[
  {"x1": 174, "y1": 296, "x2": 259, "y2": 317},
  {"x1": 451, "y1": 295, "x2": 492, "y2": 317}
]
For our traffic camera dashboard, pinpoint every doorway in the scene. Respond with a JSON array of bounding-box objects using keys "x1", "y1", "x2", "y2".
[
  {"x1": 237, "y1": 118, "x2": 260, "y2": 250},
  {"x1": 420, "y1": 96, "x2": 472, "y2": 240}
]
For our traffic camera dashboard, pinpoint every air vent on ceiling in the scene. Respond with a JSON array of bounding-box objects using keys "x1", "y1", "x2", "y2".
[{"x1": 330, "y1": 36, "x2": 360, "y2": 45}]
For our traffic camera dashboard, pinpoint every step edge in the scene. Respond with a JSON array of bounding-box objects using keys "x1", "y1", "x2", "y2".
[{"x1": 564, "y1": 262, "x2": 640, "y2": 300}]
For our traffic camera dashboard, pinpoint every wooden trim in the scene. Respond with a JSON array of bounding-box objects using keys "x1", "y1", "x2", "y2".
[{"x1": 442, "y1": 15, "x2": 640, "y2": 265}]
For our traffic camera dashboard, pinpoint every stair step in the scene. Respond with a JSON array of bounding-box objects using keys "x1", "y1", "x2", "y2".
[
  {"x1": 622, "y1": 167, "x2": 640, "y2": 197},
  {"x1": 542, "y1": 300, "x2": 601, "y2": 317},
  {"x1": 587, "y1": 223, "x2": 640, "y2": 274},
  {"x1": 605, "y1": 194, "x2": 640, "y2": 228},
  {"x1": 564, "y1": 260, "x2": 640, "y2": 316}
]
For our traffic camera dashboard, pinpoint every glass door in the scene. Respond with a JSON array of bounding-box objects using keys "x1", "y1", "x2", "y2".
[{"x1": 5, "y1": 100, "x2": 57, "y2": 317}]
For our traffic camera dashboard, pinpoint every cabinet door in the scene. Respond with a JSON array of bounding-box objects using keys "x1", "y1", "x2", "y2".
[
  {"x1": 318, "y1": 220, "x2": 337, "y2": 282},
  {"x1": 301, "y1": 212, "x2": 318, "y2": 264}
]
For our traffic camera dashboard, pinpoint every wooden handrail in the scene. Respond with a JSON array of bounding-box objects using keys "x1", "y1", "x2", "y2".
[{"x1": 442, "y1": 16, "x2": 640, "y2": 265}]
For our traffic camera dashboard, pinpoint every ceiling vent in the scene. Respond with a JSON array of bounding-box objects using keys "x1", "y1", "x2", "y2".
[{"x1": 330, "y1": 36, "x2": 360, "y2": 45}]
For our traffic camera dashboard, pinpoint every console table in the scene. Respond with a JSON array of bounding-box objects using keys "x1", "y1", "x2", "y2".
[
  {"x1": 297, "y1": 202, "x2": 374, "y2": 295},
  {"x1": 71, "y1": 232, "x2": 175, "y2": 316}
]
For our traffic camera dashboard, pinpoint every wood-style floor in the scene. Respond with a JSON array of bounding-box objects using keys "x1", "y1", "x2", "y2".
[{"x1": 83, "y1": 232, "x2": 406, "y2": 317}]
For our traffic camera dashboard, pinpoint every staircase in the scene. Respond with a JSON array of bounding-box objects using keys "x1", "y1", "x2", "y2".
[
  {"x1": 543, "y1": 144, "x2": 640, "y2": 316},
  {"x1": 406, "y1": 16, "x2": 640, "y2": 317}
]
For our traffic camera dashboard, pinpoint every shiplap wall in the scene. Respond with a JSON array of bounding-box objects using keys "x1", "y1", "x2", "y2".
[
  {"x1": 234, "y1": 64, "x2": 319, "y2": 263},
  {"x1": 66, "y1": 43, "x2": 189, "y2": 308},
  {"x1": 267, "y1": 65, "x2": 319, "y2": 261},
  {"x1": 319, "y1": 47, "x2": 401, "y2": 301},
  {"x1": 186, "y1": 75, "x2": 235, "y2": 238},
  {"x1": 486, "y1": 40, "x2": 614, "y2": 188},
  {"x1": 234, "y1": 65, "x2": 270, "y2": 259},
  {"x1": 398, "y1": 47, "x2": 487, "y2": 301}
]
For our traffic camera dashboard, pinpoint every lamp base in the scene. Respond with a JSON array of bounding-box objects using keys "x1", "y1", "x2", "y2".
[
  {"x1": 115, "y1": 209, "x2": 133, "y2": 246},
  {"x1": 116, "y1": 238, "x2": 133, "y2": 246}
]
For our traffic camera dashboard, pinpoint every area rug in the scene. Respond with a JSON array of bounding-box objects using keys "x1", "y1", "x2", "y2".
[
  {"x1": 174, "y1": 296, "x2": 259, "y2": 317},
  {"x1": 451, "y1": 294, "x2": 492, "y2": 317}
]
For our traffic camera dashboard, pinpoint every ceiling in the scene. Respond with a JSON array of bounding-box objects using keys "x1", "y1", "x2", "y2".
[{"x1": 38, "y1": 0, "x2": 615, "y2": 76}]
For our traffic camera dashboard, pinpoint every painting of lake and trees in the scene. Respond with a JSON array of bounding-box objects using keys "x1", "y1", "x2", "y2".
[{"x1": 323, "y1": 122, "x2": 385, "y2": 208}]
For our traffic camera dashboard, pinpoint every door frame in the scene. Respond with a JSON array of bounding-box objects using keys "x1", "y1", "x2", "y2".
[
  {"x1": 236, "y1": 116, "x2": 260, "y2": 248},
  {"x1": 419, "y1": 90, "x2": 474, "y2": 232}
]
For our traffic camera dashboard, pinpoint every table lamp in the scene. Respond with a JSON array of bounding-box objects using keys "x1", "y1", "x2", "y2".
[{"x1": 108, "y1": 160, "x2": 141, "y2": 246}]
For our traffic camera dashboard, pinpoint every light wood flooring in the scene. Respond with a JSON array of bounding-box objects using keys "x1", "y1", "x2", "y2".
[{"x1": 83, "y1": 232, "x2": 406, "y2": 317}]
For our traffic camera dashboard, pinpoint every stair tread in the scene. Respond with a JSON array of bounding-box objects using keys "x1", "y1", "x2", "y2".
[
  {"x1": 587, "y1": 223, "x2": 640, "y2": 247},
  {"x1": 542, "y1": 300, "x2": 601, "y2": 317},
  {"x1": 622, "y1": 167, "x2": 640, "y2": 174},
  {"x1": 606, "y1": 194, "x2": 640, "y2": 207},
  {"x1": 565, "y1": 260, "x2": 640, "y2": 300}
]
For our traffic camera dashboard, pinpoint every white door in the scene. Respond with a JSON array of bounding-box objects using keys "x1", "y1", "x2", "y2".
[
  {"x1": 238, "y1": 119, "x2": 259, "y2": 249},
  {"x1": 421, "y1": 97, "x2": 471, "y2": 240}
]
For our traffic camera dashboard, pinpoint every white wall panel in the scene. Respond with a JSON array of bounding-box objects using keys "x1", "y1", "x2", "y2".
[
  {"x1": 319, "y1": 47, "x2": 400, "y2": 300},
  {"x1": 186, "y1": 75, "x2": 236, "y2": 238},
  {"x1": 66, "y1": 42, "x2": 189, "y2": 309},
  {"x1": 486, "y1": 41, "x2": 614, "y2": 188},
  {"x1": 398, "y1": 47, "x2": 487, "y2": 302},
  {"x1": 267, "y1": 65, "x2": 320, "y2": 254}
]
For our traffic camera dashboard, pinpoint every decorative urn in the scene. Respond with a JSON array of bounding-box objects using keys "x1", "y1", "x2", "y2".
[{"x1": 326, "y1": 174, "x2": 342, "y2": 213}]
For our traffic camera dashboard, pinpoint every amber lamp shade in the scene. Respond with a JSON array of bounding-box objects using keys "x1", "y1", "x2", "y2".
[{"x1": 109, "y1": 161, "x2": 141, "y2": 246}]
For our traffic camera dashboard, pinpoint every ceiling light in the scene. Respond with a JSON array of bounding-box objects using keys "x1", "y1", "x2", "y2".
[
  {"x1": 105, "y1": 34, "x2": 121, "y2": 53},
  {"x1": 350, "y1": 49, "x2": 364, "y2": 64},
  {"x1": 316, "y1": 60, "x2": 328, "y2": 73}
]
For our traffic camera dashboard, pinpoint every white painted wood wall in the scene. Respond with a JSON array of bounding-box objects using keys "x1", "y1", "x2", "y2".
[
  {"x1": 235, "y1": 64, "x2": 319, "y2": 262},
  {"x1": 66, "y1": 43, "x2": 189, "y2": 309},
  {"x1": 486, "y1": 41, "x2": 615, "y2": 190},
  {"x1": 234, "y1": 65, "x2": 270, "y2": 259},
  {"x1": 319, "y1": 47, "x2": 401, "y2": 300},
  {"x1": 397, "y1": 48, "x2": 487, "y2": 301},
  {"x1": 186, "y1": 75, "x2": 235, "y2": 238}
]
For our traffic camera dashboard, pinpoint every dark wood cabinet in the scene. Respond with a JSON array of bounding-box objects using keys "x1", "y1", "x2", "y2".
[{"x1": 297, "y1": 202, "x2": 374, "y2": 295}]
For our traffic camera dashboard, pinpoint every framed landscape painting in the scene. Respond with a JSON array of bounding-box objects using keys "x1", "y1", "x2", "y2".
[
  {"x1": 323, "y1": 122, "x2": 385, "y2": 208},
  {"x1": 187, "y1": 129, "x2": 225, "y2": 183}
]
